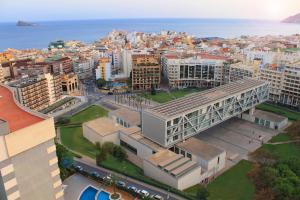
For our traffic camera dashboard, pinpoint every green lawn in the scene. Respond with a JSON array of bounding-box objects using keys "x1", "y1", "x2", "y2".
[
  {"x1": 261, "y1": 141, "x2": 300, "y2": 161},
  {"x1": 140, "y1": 88, "x2": 203, "y2": 103},
  {"x1": 140, "y1": 92, "x2": 174, "y2": 103},
  {"x1": 256, "y1": 103, "x2": 300, "y2": 121},
  {"x1": 59, "y1": 105, "x2": 108, "y2": 158},
  {"x1": 269, "y1": 134, "x2": 291, "y2": 143},
  {"x1": 100, "y1": 155, "x2": 144, "y2": 178},
  {"x1": 185, "y1": 160, "x2": 255, "y2": 200},
  {"x1": 60, "y1": 126, "x2": 99, "y2": 158},
  {"x1": 69, "y1": 105, "x2": 108, "y2": 124}
]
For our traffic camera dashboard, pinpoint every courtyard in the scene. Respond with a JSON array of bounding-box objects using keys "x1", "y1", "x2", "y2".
[{"x1": 194, "y1": 117, "x2": 279, "y2": 166}]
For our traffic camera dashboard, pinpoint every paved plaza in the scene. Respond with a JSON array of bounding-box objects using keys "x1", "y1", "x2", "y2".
[{"x1": 195, "y1": 117, "x2": 278, "y2": 165}]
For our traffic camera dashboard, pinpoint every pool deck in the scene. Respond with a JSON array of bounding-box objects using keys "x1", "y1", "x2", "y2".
[{"x1": 63, "y1": 174, "x2": 134, "y2": 200}]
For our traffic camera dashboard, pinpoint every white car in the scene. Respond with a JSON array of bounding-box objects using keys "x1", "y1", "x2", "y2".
[
  {"x1": 138, "y1": 189, "x2": 150, "y2": 197},
  {"x1": 151, "y1": 194, "x2": 164, "y2": 200}
]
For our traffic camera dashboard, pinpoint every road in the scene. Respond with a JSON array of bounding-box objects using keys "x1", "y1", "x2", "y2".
[{"x1": 74, "y1": 160, "x2": 184, "y2": 200}]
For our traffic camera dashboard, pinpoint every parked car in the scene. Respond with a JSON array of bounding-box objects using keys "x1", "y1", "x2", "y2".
[
  {"x1": 138, "y1": 189, "x2": 150, "y2": 197},
  {"x1": 103, "y1": 175, "x2": 112, "y2": 184},
  {"x1": 127, "y1": 185, "x2": 138, "y2": 193},
  {"x1": 74, "y1": 165, "x2": 83, "y2": 172},
  {"x1": 116, "y1": 181, "x2": 126, "y2": 188},
  {"x1": 90, "y1": 171, "x2": 101, "y2": 179},
  {"x1": 151, "y1": 194, "x2": 164, "y2": 200}
]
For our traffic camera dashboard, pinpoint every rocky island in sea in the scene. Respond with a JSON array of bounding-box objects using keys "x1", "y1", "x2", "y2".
[
  {"x1": 16, "y1": 20, "x2": 37, "y2": 26},
  {"x1": 282, "y1": 12, "x2": 300, "y2": 24}
]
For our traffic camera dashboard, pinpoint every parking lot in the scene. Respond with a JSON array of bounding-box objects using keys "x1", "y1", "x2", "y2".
[{"x1": 195, "y1": 117, "x2": 278, "y2": 166}]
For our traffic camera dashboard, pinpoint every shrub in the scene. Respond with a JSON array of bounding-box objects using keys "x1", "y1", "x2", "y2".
[
  {"x1": 102, "y1": 142, "x2": 115, "y2": 155},
  {"x1": 113, "y1": 146, "x2": 127, "y2": 161}
]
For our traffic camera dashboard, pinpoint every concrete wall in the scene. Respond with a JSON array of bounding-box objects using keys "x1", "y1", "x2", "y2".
[
  {"x1": 142, "y1": 112, "x2": 166, "y2": 147},
  {"x1": 10, "y1": 140, "x2": 63, "y2": 200},
  {"x1": 143, "y1": 160, "x2": 201, "y2": 190},
  {"x1": 0, "y1": 140, "x2": 63, "y2": 200},
  {"x1": 4, "y1": 118, "x2": 56, "y2": 157},
  {"x1": 82, "y1": 125, "x2": 120, "y2": 145},
  {"x1": 120, "y1": 132, "x2": 154, "y2": 159}
]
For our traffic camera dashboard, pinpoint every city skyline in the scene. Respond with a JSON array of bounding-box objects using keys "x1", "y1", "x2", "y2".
[{"x1": 0, "y1": 0, "x2": 300, "y2": 22}]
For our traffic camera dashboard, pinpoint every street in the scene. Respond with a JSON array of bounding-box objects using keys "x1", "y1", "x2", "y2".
[{"x1": 74, "y1": 160, "x2": 184, "y2": 200}]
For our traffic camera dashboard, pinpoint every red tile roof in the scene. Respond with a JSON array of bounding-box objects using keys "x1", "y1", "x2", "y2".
[{"x1": 0, "y1": 86, "x2": 43, "y2": 132}]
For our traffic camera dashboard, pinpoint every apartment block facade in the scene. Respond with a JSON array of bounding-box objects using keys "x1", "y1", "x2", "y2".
[
  {"x1": 9, "y1": 77, "x2": 50, "y2": 111},
  {"x1": 96, "y1": 57, "x2": 111, "y2": 81},
  {"x1": 0, "y1": 85, "x2": 64, "y2": 200},
  {"x1": 132, "y1": 54, "x2": 161, "y2": 90},
  {"x1": 0, "y1": 64, "x2": 4, "y2": 83},
  {"x1": 162, "y1": 54, "x2": 230, "y2": 89}
]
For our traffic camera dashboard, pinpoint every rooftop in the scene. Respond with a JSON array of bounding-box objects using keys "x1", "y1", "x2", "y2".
[
  {"x1": 120, "y1": 126, "x2": 162, "y2": 151},
  {"x1": 83, "y1": 117, "x2": 124, "y2": 136},
  {"x1": 254, "y1": 110, "x2": 287, "y2": 123},
  {"x1": 109, "y1": 108, "x2": 141, "y2": 126},
  {"x1": 176, "y1": 138, "x2": 225, "y2": 161},
  {"x1": 146, "y1": 149, "x2": 199, "y2": 177},
  {"x1": 0, "y1": 85, "x2": 44, "y2": 132},
  {"x1": 147, "y1": 79, "x2": 267, "y2": 118}
]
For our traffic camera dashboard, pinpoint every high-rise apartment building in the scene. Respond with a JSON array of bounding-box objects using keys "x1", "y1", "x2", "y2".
[
  {"x1": 43, "y1": 73, "x2": 63, "y2": 104},
  {"x1": 96, "y1": 57, "x2": 111, "y2": 81},
  {"x1": 0, "y1": 64, "x2": 4, "y2": 83},
  {"x1": 162, "y1": 54, "x2": 230, "y2": 89},
  {"x1": 0, "y1": 85, "x2": 64, "y2": 200},
  {"x1": 9, "y1": 77, "x2": 50, "y2": 111},
  {"x1": 132, "y1": 54, "x2": 161, "y2": 90}
]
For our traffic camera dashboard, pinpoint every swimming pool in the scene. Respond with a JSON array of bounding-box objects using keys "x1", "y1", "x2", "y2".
[
  {"x1": 79, "y1": 186, "x2": 98, "y2": 200},
  {"x1": 97, "y1": 191, "x2": 110, "y2": 200}
]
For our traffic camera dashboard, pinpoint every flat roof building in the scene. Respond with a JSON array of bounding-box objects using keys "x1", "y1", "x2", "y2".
[
  {"x1": 0, "y1": 85, "x2": 64, "y2": 200},
  {"x1": 142, "y1": 79, "x2": 269, "y2": 147}
]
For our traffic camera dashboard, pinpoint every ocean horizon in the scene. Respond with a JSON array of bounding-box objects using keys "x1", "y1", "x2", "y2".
[{"x1": 0, "y1": 18, "x2": 299, "y2": 51}]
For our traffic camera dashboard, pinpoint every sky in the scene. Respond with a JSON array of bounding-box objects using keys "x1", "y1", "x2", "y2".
[{"x1": 0, "y1": 0, "x2": 300, "y2": 22}]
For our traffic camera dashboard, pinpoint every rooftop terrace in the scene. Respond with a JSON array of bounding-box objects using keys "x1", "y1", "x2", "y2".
[
  {"x1": 0, "y1": 85, "x2": 44, "y2": 132},
  {"x1": 147, "y1": 79, "x2": 267, "y2": 118}
]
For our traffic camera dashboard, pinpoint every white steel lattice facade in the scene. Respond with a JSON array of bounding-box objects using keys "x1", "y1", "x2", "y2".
[{"x1": 142, "y1": 79, "x2": 270, "y2": 147}]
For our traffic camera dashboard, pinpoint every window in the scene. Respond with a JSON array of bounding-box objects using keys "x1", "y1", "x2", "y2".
[
  {"x1": 187, "y1": 153, "x2": 192, "y2": 159},
  {"x1": 175, "y1": 147, "x2": 179, "y2": 154},
  {"x1": 181, "y1": 150, "x2": 185, "y2": 156},
  {"x1": 173, "y1": 135, "x2": 179, "y2": 141},
  {"x1": 217, "y1": 156, "x2": 220, "y2": 164},
  {"x1": 120, "y1": 140, "x2": 137, "y2": 155}
]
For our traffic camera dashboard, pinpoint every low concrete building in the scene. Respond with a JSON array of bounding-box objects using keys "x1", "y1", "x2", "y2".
[
  {"x1": 143, "y1": 150, "x2": 202, "y2": 190},
  {"x1": 175, "y1": 138, "x2": 226, "y2": 179},
  {"x1": 242, "y1": 109, "x2": 288, "y2": 130},
  {"x1": 109, "y1": 108, "x2": 141, "y2": 128},
  {"x1": 82, "y1": 117, "x2": 124, "y2": 145}
]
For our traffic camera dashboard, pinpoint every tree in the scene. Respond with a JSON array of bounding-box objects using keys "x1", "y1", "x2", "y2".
[
  {"x1": 96, "y1": 78, "x2": 107, "y2": 88},
  {"x1": 96, "y1": 150, "x2": 107, "y2": 165},
  {"x1": 151, "y1": 84, "x2": 156, "y2": 95},
  {"x1": 196, "y1": 186, "x2": 209, "y2": 200},
  {"x1": 55, "y1": 143, "x2": 74, "y2": 180},
  {"x1": 102, "y1": 142, "x2": 115, "y2": 155},
  {"x1": 57, "y1": 116, "x2": 70, "y2": 125},
  {"x1": 113, "y1": 146, "x2": 127, "y2": 161}
]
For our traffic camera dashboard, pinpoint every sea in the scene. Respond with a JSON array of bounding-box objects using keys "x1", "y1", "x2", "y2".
[{"x1": 0, "y1": 18, "x2": 300, "y2": 51}]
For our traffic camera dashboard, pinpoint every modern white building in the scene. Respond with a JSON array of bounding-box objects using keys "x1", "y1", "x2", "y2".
[{"x1": 162, "y1": 54, "x2": 230, "y2": 89}]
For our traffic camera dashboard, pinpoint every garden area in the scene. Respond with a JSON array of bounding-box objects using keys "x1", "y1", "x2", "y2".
[
  {"x1": 249, "y1": 120, "x2": 300, "y2": 200},
  {"x1": 139, "y1": 88, "x2": 204, "y2": 103},
  {"x1": 185, "y1": 160, "x2": 255, "y2": 200},
  {"x1": 256, "y1": 103, "x2": 300, "y2": 121}
]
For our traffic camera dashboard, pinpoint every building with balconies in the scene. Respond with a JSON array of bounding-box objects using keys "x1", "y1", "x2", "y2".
[{"x1": 0, "y1": 85, "x2": 64, "y2": 200}]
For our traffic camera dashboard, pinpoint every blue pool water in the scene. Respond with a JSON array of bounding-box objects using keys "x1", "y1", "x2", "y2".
[
  {"x1": 97, "y1": 191, "x2": 110, "y2": 200},
  {"x1": 79, "y1": 186, "x2": 98, "y2": 200}
]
